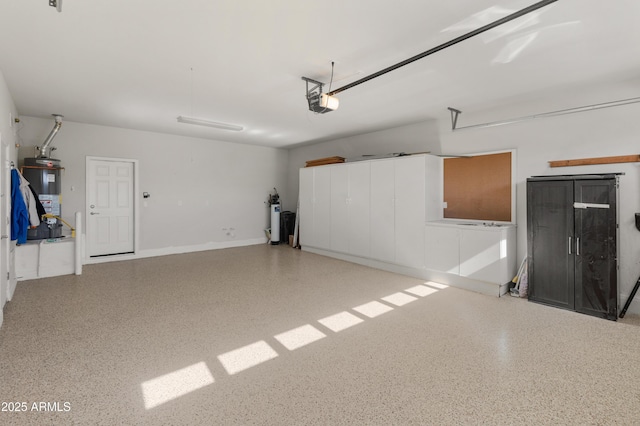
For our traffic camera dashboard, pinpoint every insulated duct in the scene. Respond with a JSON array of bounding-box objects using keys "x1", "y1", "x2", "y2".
[{"x1": 39, "y1": 114, "x2": 63, "y2": 158}]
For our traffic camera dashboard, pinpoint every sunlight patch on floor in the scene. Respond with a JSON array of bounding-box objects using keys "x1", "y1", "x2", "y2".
[
  {"x1": 218, "y1": 341, "x2": 279, "y2": 375},
  {"x1": 405, "y1": 285, "x2": 438, "y2": 297},
  {"x1": 353, "y1": 301, "x2": 394, "y2": 318},
  {"x1": 141, "y1": 362, "x2": 214, "y2": 410},
  {"x1": 274, "y1": 324, "x2": 327, "y2": 351},
  {"x1": 141, "y1": 279, "x2": 451, "y2": 409},
  {"x1": 425, "y1": 281, "x2": 449, "y2": 289},
  {"x1": 382, "y1": 292, "x2": 418, "y2": 306},
  {"x1": 318, "y1": 311, "x2": 364, "y2": 332}
]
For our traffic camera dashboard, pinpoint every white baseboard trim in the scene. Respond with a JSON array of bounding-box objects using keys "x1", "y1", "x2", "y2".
[
  {"x1": 84, "y1": 238, "x2": 268, "y2": 265},
  {"x1": 302, "y1": 246, "x2": 507, "y2": 297}
]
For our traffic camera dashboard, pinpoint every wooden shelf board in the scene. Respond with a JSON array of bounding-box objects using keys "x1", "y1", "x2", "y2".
[{"x1": 549, "y1": 155, "x2": 640, "y2": 168}]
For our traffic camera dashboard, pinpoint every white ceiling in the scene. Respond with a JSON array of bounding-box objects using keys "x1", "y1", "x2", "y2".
[{"x1": 0, "y1": 0, "x2": 639, "y2": 148}]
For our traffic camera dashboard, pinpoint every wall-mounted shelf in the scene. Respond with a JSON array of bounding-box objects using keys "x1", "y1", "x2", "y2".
[{"x1": 549, "y1": 155, "x2": 640, "y2": 168}]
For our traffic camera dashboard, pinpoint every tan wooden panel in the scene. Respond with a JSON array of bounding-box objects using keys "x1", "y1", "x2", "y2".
[
  {"x1": 444, "y1": 152, "x2": 511, "y2": 221},
  {"x1": 549, "y1": 154, "x2": 640, "y2": 168}
]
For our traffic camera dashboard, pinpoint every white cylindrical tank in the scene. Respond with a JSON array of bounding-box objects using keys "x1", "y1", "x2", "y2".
[{"x1": 270, "y1": 204, "x2": 281, "y2": 244}]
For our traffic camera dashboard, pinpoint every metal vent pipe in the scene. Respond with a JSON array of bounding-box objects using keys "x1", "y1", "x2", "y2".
[{"x1": 39, "y1": 114, "x2": 63, "y2": 158}]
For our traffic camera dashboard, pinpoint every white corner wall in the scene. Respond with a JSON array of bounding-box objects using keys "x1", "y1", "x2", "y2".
[{"x1": 17, "y1": 117, "x2": 288, "y2": 259}]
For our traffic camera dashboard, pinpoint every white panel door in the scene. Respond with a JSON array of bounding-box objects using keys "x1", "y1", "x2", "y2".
[
  {"x1": 330, "y1": 166, "x2": 348, "y2": 253},
  {"x1": 395, "y1": 156, "x2": 425, "y2": 268},
  {"x1": 313, "y1": 166, "x2": 332, "y2": 251},
  {"x1": 87, "y1": 159, "x2": 134, "y2": 257},
  {"x1": 370, "y1": 159, "x2": 395, "y2": 263},
  {"x1": 347, "y1": 162, "x2": 370, "y2": 258}
]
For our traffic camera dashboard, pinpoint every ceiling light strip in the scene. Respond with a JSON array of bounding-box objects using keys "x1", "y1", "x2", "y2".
[
  {"x1": 327, "y1": 0, "x2": 558, "y2": 97},
  {"x1": 177, "y1": 116, "x2": 243, "y2": 132}
]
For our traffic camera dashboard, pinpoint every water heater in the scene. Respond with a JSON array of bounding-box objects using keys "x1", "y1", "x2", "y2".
[
  {"x1": 270, "y1": 204, "x2": 280, "y2": 245},
  {"x1": 22, "y1": 157, "x2": 63, "y2": 240}
]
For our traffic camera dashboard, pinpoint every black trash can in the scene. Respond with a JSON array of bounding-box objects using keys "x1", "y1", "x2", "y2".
[{"x1": 280, "y1": 211, "x2": 296, "y2": 245}]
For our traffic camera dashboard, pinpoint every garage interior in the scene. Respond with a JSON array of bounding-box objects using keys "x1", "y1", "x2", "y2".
[{"x1": 1, "y1": 1, "x2": 640, "y2": 424}]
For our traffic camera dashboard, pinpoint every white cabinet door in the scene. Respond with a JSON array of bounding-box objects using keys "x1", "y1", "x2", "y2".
[
  {"x1": 394, "y1": 156, "x2": 425, "y2": 268},
  {"x1": 299, "y1": 166, "x2": 332, "y2": 250},
  {"x1": 330, "y1": 166, "x2": 349, "y2": 253},
  {"x1": 347, "y1": 162, "x2": 371, "y2": 258},
  {"x1": 314, "y1": 166, "x2": 332, "y2": 250},
  {"x1": 459, "y1": 228, "x2": 504, "y2": 282},
  {"x1": 425, "y1": 225, "x2": 460, "y2": 275},
  {"x1": 370, "y1": 159, "x2": 395, "y2": 263},
  {"x1": 298, "y1": 168, "x2": 314, "y2": 248},
  {"x1": 425, "y1": 154, "x2": 444, "y2": 222}
]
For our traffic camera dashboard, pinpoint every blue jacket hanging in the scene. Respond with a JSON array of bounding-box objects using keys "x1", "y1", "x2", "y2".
[{"x1": 11, "y1": 168, "x2": 29, "y2": 244}]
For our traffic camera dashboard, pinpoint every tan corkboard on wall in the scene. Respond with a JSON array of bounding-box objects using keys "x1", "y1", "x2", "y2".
[{"x1": 444, "y1": 152, "x2": 511, "y2": 221}]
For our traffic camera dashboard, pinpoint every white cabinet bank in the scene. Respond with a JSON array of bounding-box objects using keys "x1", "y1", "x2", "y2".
[{"x1": 299, "y1": 154, "x2": 516, "y2": 297}]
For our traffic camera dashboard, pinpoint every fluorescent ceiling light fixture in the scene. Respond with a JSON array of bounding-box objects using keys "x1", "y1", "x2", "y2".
[{"x1": 177, "y1": 116, "x2": 243, "y2": 132}]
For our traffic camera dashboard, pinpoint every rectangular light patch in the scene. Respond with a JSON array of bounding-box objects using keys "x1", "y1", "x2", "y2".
[
  {"x1": 352, "y1": 301, "x2": 393, "y2": 318},
  {"x1": 405, "y1": 285, "x2": 439, "y2": 297},
  {"x1": 318, "y1": 311, "x2": 364, "y2": 332},
  {"x1": 381, "y1": 292, "x2": 418, "y2": 307},
  {"x1": 425, "y1": 281, "x2": 449, "y2": 289},
  {"x1": 218, "y1": 341, "x2": 279, "y2": 375},
  {"x1": 141, "y1": 362, "x2": 214, "y2": 410},
  {"x1": 274, "y1": 324, "x2": 326, "y2": 351}
]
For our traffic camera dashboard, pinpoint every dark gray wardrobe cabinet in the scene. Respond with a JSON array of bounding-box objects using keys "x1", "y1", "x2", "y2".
[{"x1": 527, "y1": 175, "x2": 618, "y2": 320}]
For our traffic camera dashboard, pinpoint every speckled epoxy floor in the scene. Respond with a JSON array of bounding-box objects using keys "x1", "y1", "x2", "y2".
[{"x1": 1, "y1": 244, "x2": 639, "y2": 425}]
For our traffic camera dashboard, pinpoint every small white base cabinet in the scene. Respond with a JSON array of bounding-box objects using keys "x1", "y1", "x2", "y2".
[
  {"x1": 16, "y1": 238, "x2": 77, "y2": 280},
  {"x1": 425, "y1": 221, "x2": 517, "y2": 296}
]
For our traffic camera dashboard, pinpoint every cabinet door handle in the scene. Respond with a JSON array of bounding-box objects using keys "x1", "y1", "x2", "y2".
[
  {"x1": 576, "y1": 237, "x2": 580, "y2": 256},
  {"x1": 568, "y1": 237, "x2": 572, "y2": 255}
]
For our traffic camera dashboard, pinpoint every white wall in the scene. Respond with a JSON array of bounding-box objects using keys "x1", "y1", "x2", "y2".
[
  {"x1": 17, "y1": 117, "x2": 288, "y2": 257},
  {"x1": 0, "y1": 69, "x2": 19, "y2": 325},
  {"x1": 288, "y1": 84, "x2": 640, "y2": 315}
]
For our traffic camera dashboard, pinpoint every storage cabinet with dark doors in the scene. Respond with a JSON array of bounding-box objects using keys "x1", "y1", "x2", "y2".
[{"x1": 527, "y1": 175, "x2": 618, "y2": 320}]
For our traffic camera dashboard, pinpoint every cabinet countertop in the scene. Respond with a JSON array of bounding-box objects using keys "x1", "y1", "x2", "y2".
[{"x1": 426, "y1": 220, "x2": 516, "y2": 230}]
